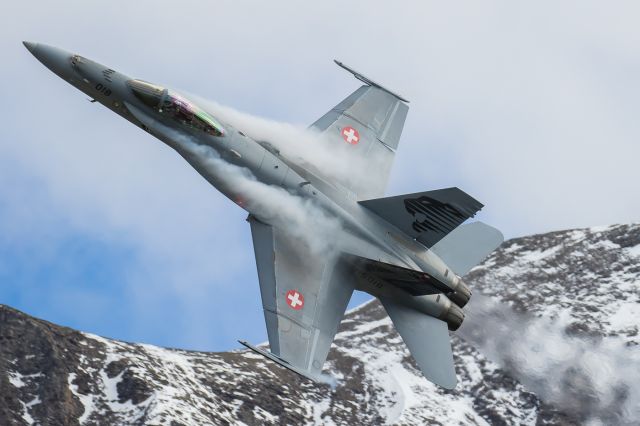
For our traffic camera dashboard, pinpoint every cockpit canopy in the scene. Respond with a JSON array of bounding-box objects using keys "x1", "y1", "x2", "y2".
[
  {"x1": 127, "y1": 79, "x2": 224, "y2": 137},
  {"x1": 127, "y1": 79, "x2": 164, "y2": 108}
]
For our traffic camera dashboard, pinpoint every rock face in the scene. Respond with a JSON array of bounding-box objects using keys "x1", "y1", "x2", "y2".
[{"x1": 1, "y1": 224, "x2": 639, "y2": 425}]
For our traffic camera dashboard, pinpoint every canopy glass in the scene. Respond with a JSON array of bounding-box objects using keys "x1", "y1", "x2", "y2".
[{"x1": 127, "y1": 79, "x2": 224, "y2": 137}]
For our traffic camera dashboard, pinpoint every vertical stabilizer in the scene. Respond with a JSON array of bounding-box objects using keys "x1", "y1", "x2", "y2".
[{"x1": 430, "y1": 221, "x2": 504, "y2": 276}]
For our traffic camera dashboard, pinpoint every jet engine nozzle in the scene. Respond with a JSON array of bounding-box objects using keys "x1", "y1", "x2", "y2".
[
  {"x1": 448, "y1": 277, "x2": 471, "y2": 308},
  {"x1": 440, "y1": 300, "x2": 465, "y2": 331}
]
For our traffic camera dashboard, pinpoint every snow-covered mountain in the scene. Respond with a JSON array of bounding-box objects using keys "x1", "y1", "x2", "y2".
[{"x1": 1, "y1": 224, "x2": 638, "y2": 425}]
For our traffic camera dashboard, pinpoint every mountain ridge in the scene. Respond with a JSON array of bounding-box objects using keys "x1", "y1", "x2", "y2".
[{"x1": 1, "y1": 223, "x2": 639, "y2": 425}]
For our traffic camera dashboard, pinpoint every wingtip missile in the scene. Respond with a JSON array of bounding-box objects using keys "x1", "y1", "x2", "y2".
[{"x1": 333, "y1": 59, "x2": 409, "y2": 103}]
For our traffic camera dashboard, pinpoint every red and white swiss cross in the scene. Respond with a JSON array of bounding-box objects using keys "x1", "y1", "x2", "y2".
[
  {"x1": 285, "y1": 289, "x2": 304, "y2": 310},
  {"x1": 341, "y1": 126, "x2": 360, "y2": 145}
]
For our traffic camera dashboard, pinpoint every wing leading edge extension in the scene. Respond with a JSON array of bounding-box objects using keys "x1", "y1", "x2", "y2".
[{"x1": 246, "y1": 215, "x2": 354, "y2": 380}]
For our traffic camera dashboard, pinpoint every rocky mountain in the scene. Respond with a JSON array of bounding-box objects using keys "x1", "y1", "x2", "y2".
[{"x1": 1, "y1": 224, "x2": 638, "y2": 425}]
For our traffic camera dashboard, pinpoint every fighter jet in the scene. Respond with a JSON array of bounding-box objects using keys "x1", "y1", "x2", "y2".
[{"x1": 24, "y1": 42, "x2": 503, "y2": 389}]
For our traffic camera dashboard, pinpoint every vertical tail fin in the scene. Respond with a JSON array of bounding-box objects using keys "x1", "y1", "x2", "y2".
[
  {"x1": 380, "y1": 297, "x2": 457, "y2": 389},
  {"x1": 430, "y1": 221, "x2": 504, "y2": 276}
]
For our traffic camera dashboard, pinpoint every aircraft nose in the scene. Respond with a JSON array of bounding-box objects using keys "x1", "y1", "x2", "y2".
[
  {"x1": 23, "y1": 41, "x2": 76, "y2": 80},
  {"x1": 22, "y1": 41, "x2": 39, "y2": 54}
]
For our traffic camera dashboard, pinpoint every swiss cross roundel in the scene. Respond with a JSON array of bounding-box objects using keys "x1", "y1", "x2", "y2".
[
  {"x1": 285, "y1": 289, "x2": 304, "y2": 310},
  {"x1": 341, "y1": 126, "x2": 360, "y2": 145}
]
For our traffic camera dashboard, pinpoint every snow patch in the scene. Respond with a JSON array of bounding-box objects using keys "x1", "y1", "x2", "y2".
[
  {"x1": 518, "y1": 245, "x2": 562, "y2": 263},
  {"x1": 8, "y1": 371, "x2": 26, "y2": 388},
  {"x1": 608, "y1": 302, "x2": 640, "y2": 330},
  {"x1": 18, "y1": 396, "x2": 40, "y2": 425},
  {"x1": 68, "y1": 372, "x2": 95, "y2": 424},
  {"x1": 8, "y1": 371, "x2": 42, "y2": 388},
  {"x1": 310, "y1": 396, "x2": 334, "y2": 426},
  {"x1": 625, "y1": 244, "x2": 640, "y2": 258}
]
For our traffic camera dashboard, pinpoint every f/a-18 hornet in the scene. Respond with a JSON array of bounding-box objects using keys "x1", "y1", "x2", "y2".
[{"x1": 25, "y1": 42, "x2": 503, "y2": 389}]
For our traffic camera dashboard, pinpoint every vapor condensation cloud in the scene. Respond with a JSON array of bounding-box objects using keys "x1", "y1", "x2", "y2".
[
  {"x1": 154, "y1": 116, "x2": 344, "y2": 256},
  {"x1": 192, "y1": 96, "x2": 383, "y2": 198},
  {"x1": 459, "y1": 295, "x2": 640, "y2": 424}
]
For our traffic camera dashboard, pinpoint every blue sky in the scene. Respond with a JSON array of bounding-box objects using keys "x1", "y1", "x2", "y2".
[{"x1": 2, "y1": 1, "x2": 639, "y2": 351}]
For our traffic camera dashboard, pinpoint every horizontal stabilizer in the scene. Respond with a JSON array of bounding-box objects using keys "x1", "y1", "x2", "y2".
[
  {"x1": 360, "y1": 187, "x2": 483, "y2": 248},
  {"x1": 431, "y1": 221, "x2": 504, "y2": 276},
  {"x1": 380, "y1": 297, "x2": 457, "y2": 389}
]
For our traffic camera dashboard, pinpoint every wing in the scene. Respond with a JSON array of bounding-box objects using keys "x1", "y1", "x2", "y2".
[
  {"x1": 308, "y1": 61, "x2": 409, "y2": 200},
  {"x1": 245, "y1": 215, "x2": 355, "y2": 380}
]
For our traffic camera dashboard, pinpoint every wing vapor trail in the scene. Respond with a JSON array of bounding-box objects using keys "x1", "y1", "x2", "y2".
[
  {"x1": 159, "y1": 120, "x2": 342, "y2": 256},
  {"x1": 188, "y1": 96, "x2": 373, "y2": 193}
]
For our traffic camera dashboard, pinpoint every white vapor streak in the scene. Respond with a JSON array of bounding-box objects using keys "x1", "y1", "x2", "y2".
[
  {"x1": 161, "y1": 124, "x2": 343, "y2": 256},
  {"x1": 459, "y1": 294, "x2": 640, "y2": 424},
  {"x1": 191, "y1": 97, "x2": 376, "y2": 196}
]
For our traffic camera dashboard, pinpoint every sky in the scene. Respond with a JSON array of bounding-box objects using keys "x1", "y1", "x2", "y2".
[{"x1": 1, "y1": 1, "x2": 639, "y2": 351}]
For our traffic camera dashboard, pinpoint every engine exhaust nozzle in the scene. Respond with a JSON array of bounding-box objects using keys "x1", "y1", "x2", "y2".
[
  {"x1": 439, "y1": 299, "x2": 465, "y2": 331},
  {"x1": 449, "y1": 278, "x2": 471, "y2": 308}
]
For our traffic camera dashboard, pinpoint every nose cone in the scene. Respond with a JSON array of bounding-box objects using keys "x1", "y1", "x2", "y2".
[
  {"x1": 23, "y1": 41, "x2": 39, "y2": 54},
  {"x1": 22, "y1": 41, "x2": 75, "y2": 80}
]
